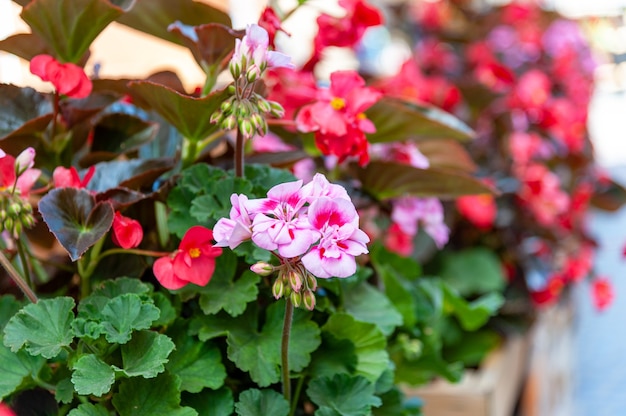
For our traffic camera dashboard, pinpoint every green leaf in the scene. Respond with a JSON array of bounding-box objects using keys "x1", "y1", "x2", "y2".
[
  {"x1": 235, "y1": 389, "x2": 289, "y2": 416},
  {"x1": 366, "y1": 97, "x2": 474, "y2": 143},
  {"x1": 38, "y1": 188, "x2": 114, "y2": 261},
  {"x1": 199, "y1": 268, "x2": 260, "y2": 317},
  {"x1": 151, "y1": 292, "x2": 178, "y2": 327},
  {"x1": 442, "y1": 286, "x2": 504, "y2": 331},
  {"x1": 309, "y1": 334, "x2": 358, "y2": 378},
  {"x1": 166, "y1": 325, "x2": 226, "y2": 392},
  {"x1": 357, "y1": 161, "x2": 495, "y2": 200},
  {"x1": 444, "y1": 330, "x2": 501, "y2": 367},
  {"x1": 116, "y1": 0, "x2": 231, "y2": 45},
  {"x1": 343, "y1": 282, "x2": 403, "y2": 336},
  {"x1": 3, "y1": 297, "x2": 75, "y2": 358},
  {"x1": 113, "y1": 373, "x2": 198, "y2": 416},
  {"x1": 189, "y1": 312, "x2": 233, "y2": 342},
  {"x1": 182, "y1": 387, "x2": 234, "y2": 416},
  {"x1": 117, "y1": 331, "x2": 175, "y2": 378},
  {"x1": 0, "y1": 85, "x2": 51, "y2": 144},
  {"x1": 100, "y1": 293, "x2": 160, "y2": 344},
  {"x1": 21, "y1": 0, "x2": 125, "y2": 63},
  {"x1": 0, "y1": 338, "x2": 45, "y2": 399},
  {"x1": 55, "y1": 378, "x2": 75, "y2": 404},
  {"x1": 227, "y1": 302, "x2": 321, "y2": 387},
  {"x1": 68, "y1": 403, "x2": 110, "y2": 416},
  {"x1": 128, "y1": 81, "x2": 227, "y2": 142},
  {"x1": 71, "y1": 354, "x2": 115, "y2": 397},
  {"x1": 244, "y1": 164, "x2": 297, "y2": 195},
  {"x1": 307, "y1": 374, "x2": 382, "y2": 416},
  {"x1": 322, "y1": 313, "x2": 388, "y2": 382},
  {"x1": 91, "y1": 277, "x2": 152, "y2": 299},
  {"x1": 190, "y1": 177, "x2": 254, "y2": 223},
  {"x1": 436, "y1": 248, "x2": 506, "y2": 297},
  {"x1": 418, "y1": 139, "x2": 477, "y2": 173},
  {"x1": 0, "y1": 296, "x2": 22, "y2": 331}
]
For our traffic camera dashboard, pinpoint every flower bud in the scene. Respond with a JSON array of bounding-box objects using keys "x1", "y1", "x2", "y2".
[
  {"x1": 288, "y1": 269, "x2": 302, "y2": 292},
  {"x1": 269, "y1": 101, "x2": 285, "y2": 118},
  {"x1": 12, "y1": 221, "x2": 22, "y2": 237},
  {"x1": 221, "y1": 114, "x2": 237, "y2": 131},
  {"x1": 14, "y1": 147, "x2": 35, "y2": 173},
  {"x1": 229, "y1": 61, "x2": 241, "y2": 80},
  {"x1": 221, "y1": 97, "x2": 235, "y2": 113},
  {"x1": 8, "y1": 203, "x2": 21, "y2": 216},
  {"x1": 210, "y1": 109, "x2": 224, "y2": 124},
  {"x1": 303, "y1": 290, "x2": 316, "y2": 311},
  {"x1": 239, "y1": 118, "x2": 255, "y2": 139},
  {"x1": 255, "y1": 97, "x2": 271, "y2": 113},
  {"x1": 246, "y1": 65, "x2": 261, "y2": 83},
  {"x1": 272, "y1": 277, "x2": 284, "y2": 299},
  {"x1": 236, "y1": 100, "x2": 252, "y2": 118},
  {"x1": 4, "y1": 218, "x2": 13, "y2": 233},
  {"x1": 251, "y1": 262, "x2": 274, "y2": 276},
  {"x1": 290, "y1": 290, "x2": 302, "y2": 308},
  {"x1": 251, "y1": 113, "x2": 267, "y2": 136},
  {"x1": 305, "y1": 273, "x2": 317, "y2": 291}
]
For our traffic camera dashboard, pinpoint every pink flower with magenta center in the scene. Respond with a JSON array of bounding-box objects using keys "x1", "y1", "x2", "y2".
[
  {"x1": 214, "y1": 194, "x2": 254, "y2": 249},
  {"x1": 302, "y1": 197, "x2": 369, "y2": 278},
  {"x1": 248, "y1": 180, "x2": 320, "y2": 258}
]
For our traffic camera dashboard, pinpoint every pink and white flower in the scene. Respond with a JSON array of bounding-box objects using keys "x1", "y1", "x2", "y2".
[
  {"x1": 302, "y1": 197, "x2": 369, "y2": 278},
  {"x1": 213, "y1": 194, "x2": 254, "y2": 249},
  {"x1": 391, "y1": 196, "x2": 449, "y2": 248}
]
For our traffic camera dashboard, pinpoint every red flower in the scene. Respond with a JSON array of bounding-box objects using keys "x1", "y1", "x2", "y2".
[
  {"x1": 30, "y1": 54, "x2": 92, "y2": 99},
  {"x1": 530, "y1": 273, "x2": 565, "y2": 307},
  {"x1": 52, "y1": 166, "x2": 95, "y2": 189},
  {"x1": 153, "y1": 226, "x2": 222, "y2": 290},
  {"x1": 591, "y1": 278, "x2": 614, "y2": 312},
  {"x1": 258, "y1": 6, "x2": 289, "y2": 47},
  {"x1": 111, "y1": 211, "x2": 143, "y2": 249},
  {"x1": 384, "y1": 223, "x2": 413, "y2": 257},
  {"x1": 295, "y1": 70, "x2": 381, "y2": 165},
  {"x1": 456, "y1": 194, "x2": 497, "y2": 230},
  {"x1": 304, "y1": 0, "x2": 383, "y2": 70}
]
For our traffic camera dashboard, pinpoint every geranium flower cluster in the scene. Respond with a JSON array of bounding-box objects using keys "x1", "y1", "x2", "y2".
[
  {"x1": 211, "y1": 24, "x2": 293, "y2": 139},
  {"x1": 214, "y1": 173, "x2": 370, "y2": 309}
]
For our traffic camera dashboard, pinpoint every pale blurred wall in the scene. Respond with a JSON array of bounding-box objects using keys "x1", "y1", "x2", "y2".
[{"x1": 0, "y1": 0, "x2": 268, "y2": 91}]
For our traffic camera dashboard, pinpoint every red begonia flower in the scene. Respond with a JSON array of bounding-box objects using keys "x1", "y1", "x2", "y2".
[
  {"x1": 153, "y1": 226, "x2": 222, "y2": 290},
  {"x1": 456, "y1": 194, "x2": 497, "y2": 230},
  {"x1": 52, "y1": 166, "x2": 95, "y2": 189},
  {"x1": 30, "y1": 54, "x2": 92, "y2": 99},
  {"x1": 111, "y1": 211, "x2": 143, "y2": 249},
  {"x1": 0, "y1": 402, "x2": 16, "y2": 416}
]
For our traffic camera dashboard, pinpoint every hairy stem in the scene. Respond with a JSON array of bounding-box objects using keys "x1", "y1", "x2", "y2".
[
  {"x1": 282, "y1": 297, "x2": 294, "y2": 402},
  {"x1": 0, "y1": 249, "x2": 38, "y2": 303},
  {"x1": 289, "y1": 374, "x2": 306, "y2": 416},
  {"x1": 235, "y1": 127, "x2": 245, "y2": 178}
]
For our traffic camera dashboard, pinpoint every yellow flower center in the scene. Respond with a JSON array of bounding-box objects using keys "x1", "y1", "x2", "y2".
[
  {"x1": 357, "y1": 112, "x2": 367, "y2": 120},
  {"x1": 189, "y1": 247, "x2": 201, "y2": 258},
  {"x1": 330, "y1": 97, "x2": 346, "y2": 110}
]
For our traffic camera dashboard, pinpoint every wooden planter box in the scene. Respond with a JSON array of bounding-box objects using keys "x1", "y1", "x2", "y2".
[{"x1": 403, "y1": 335, "x2": 529, "y2": 416}]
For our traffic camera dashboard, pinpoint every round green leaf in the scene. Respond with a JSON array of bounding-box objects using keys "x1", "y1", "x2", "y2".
[
  {"x1": 235, "y1": 389, "x2": 289, "y2": 416},
  {"x1": 3, "y1": 297, "x2": 75, "y2": 359},
  {"x1": 71, "y1": 354, "x2": 115, "y2": 397}
]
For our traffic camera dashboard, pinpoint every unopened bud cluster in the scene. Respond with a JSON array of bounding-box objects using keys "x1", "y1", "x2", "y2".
[
  {"x1": 210, "y1": 88, "x2": 284, "y2": 140},
  {"x1": 0, "y1": 191, "x2": 35, "y2": 238},
  {"x1": 250, "y1": 261, "x2": 318, "y2": 311}
]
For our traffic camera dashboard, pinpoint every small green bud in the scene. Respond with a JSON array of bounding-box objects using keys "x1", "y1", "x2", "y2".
[
  {"x1": 250, "y1": 113, "x2": 267, "y2": 136},
  {"x1": 290, "y1": 291, "x2": 302, "y2": 308},
  {"x1": 4, "y1": 218, "x2": 13, "y2": 233},
  {"x1": 303, "y1": 290, "x2": 316, "y2": 311},
  {"x1": 221, "y1": 114, "x2": 237, "y2": 131},
  {"x1": 8, "y1": 203, "x2": 21, "y2": 216},
  {"x1": 255, "y1": 96, "x2": 271, "y2": 113},
  {"x1": 228, "y1": 84, "x2": 236, "y2": 94},
  {"x1": 246, "y1": 65, "x2": 261, "y2": 83},
  {"x1": 251, "y1": 262, "x2": 274, "y2": 276},
  {"x1": 239, "y1": 118, "x2": 255, "y2": 139},
  {"x1": 269, "y1": 101, "x2": 285, "y2": 118},
  {"x1": 229, "y1": 61, "x2": 241, "y2": 80},
  {"x1": 272, "y1": 277, "x2": 284, "y2": 300},
  {"x1": 305, "y1": 274, "x2": 318, "y2": 291},
  {"x1": 210, "y1": 109, "x2": 224, "y2": 124},
  {"x1": 288, "y1": 269, "x2": 302, "y2": 292}
]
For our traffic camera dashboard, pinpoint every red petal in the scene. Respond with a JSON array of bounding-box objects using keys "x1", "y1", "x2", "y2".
[
  {"x1": 29, "y1": 54, "x2": 55, "y2": 81},
  {"x1": 153, "y1": 256, "x2": 188, "y2": 290}
]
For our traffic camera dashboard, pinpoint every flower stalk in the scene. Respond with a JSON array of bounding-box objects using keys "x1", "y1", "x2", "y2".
[{"x1": 281, "y1": 297, "x2": 294, "y2": 402}]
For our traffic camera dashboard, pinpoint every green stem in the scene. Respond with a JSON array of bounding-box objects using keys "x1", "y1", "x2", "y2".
[
  {"x1": 281, "y1": 297, "x2": 294, "y2": 402},
  {"x1": 78, "y1": 236, "x2": 106, "y2": 298},
  {"x1": 182, "y1": 139, "x2": 198, "y2": 168},
  {"x1": 15, "y1": 236, "x2": 32, "y2": 288},
  {"x1": 289, "y1": 374, "x2": 306, "y2": 416},
  {"x1": 0, "y1": 249, "x2": 38, "y2": 303},
  {"x1": 196, "y1": 130, "x2": 226, "y2": 155},
  {"x1": 96, "y1": 248, "x2": 171, "y2": 263},
  {"x1": 235, "y1": 128, "x2": 245, "y2": 178},
  {"x1": 155, "y1": 201, "x2": 170, "y2": 248}
]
